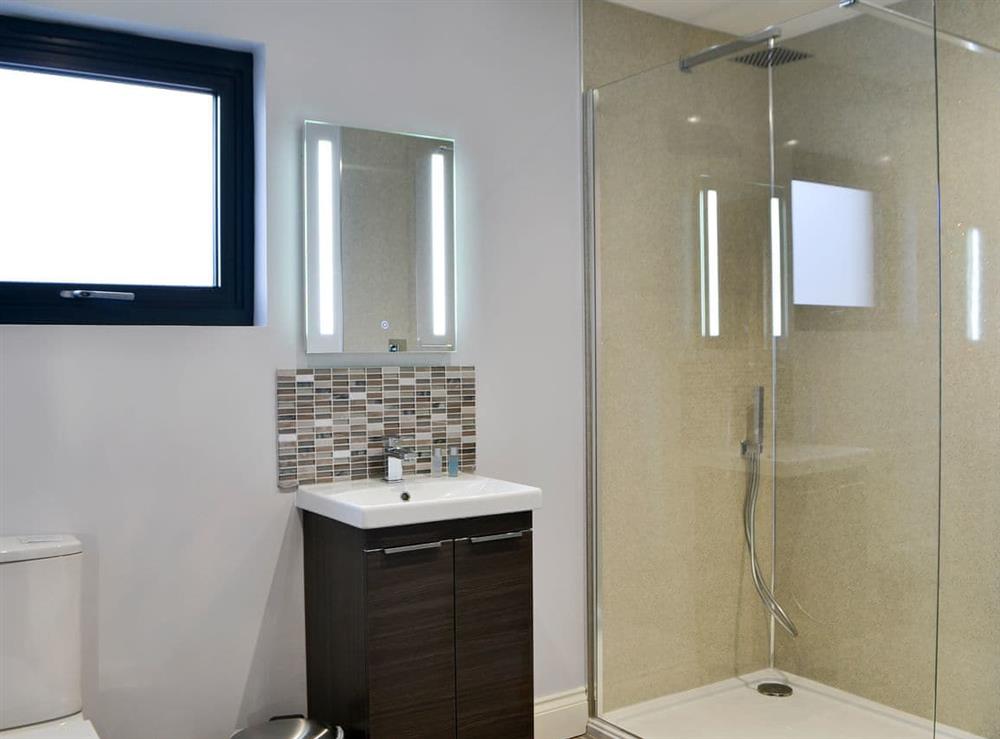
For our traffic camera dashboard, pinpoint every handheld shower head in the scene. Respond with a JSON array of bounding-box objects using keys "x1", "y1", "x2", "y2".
[
  {"x1": 752, "y1": 385, "x2": 765, "y2": 450},
  {"x1": 740, "y1": 386, "x2": 765, "y2": 457}
]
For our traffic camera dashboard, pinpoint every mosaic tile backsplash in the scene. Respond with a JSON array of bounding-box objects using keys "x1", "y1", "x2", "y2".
[{"x1": 276, "y1": 366, "x2": 477, "y2": 488}]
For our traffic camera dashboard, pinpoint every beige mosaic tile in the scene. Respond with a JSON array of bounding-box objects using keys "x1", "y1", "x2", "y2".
[{"x1": 276, "y1": 366, "x2": 476, "y2": 488}]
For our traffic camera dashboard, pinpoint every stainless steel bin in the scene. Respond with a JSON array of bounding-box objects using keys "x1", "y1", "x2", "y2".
[{"x1": 230, "y1": 717, "x2": 342, "y2": 739}]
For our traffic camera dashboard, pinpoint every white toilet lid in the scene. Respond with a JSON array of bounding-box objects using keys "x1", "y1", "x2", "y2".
[{"x1": 0, "y1": 714, "x2": 99, "y2": 738}]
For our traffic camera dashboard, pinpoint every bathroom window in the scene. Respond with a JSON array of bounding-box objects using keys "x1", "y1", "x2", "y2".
[{"x1": 0, "y1": 15, "x2": 255, "y2": 325}]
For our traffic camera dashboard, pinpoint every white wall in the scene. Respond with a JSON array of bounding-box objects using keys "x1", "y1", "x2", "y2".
[{"x1": 0, "y1": 2, "x2": 586, "y2": 738}]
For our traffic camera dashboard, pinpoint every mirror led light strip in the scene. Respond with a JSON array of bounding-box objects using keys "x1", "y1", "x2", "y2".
[
  {"x1": 304, "y1": 121, "x2": 343, "y2": 353},
  {"x1": 700, "y1": 189, "x2": 720, "y2": 337},
  {"x1": 431, "y1": 152, "x2": 447, "y2": 337},
  {"x1": 317, "y1": 139, "x2": 336, "y2": 336},
  {"x1": 770, "y1": 197, "x2": 783, "y2": 337},
  {"x1": 968, "y1": 227, "x2": 982, "y2": 343}
]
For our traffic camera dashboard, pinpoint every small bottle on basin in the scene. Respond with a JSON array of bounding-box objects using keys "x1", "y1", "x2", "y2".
[{"x1": 447, "y1": 447, "x2": 460, "y2": 477}]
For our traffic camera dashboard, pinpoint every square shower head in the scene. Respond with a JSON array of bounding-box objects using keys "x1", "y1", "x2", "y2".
[{"x1": 731, "y1": 47, "x2": 812, "y2": 68}]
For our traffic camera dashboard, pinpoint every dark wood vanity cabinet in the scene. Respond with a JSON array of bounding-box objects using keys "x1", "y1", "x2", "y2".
[
  {"x1": 366, "y1": 540, "x2": 457, "y2": 738},
  {"x1": 303, "y1": 511, "x2": 533, "y2": 739}
]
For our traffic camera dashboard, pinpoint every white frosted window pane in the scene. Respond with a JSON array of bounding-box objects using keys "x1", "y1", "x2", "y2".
[
  {"x1": 0, "y1": 68, "x2": 216, "y2": 287},
  {"x1": 791, "y1": 179, "x2": 874, "y2": 308}
]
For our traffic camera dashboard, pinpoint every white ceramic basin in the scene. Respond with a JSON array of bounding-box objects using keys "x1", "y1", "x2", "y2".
[{"x1": 295, "y1": 473, "x2": 542, "y2": 529}]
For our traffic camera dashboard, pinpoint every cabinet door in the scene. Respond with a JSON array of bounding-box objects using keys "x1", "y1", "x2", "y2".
[
  {"x1": 455, "y1": 531, "x2": 533, "y2": 739},
  {"x1": 365, "y1": 540, "x2": 456, "y2": 739}
]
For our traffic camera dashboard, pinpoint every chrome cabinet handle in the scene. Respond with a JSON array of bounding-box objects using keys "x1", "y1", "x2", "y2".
[
  {"x1": 469, "y1": 531, "x2": 526, "y2": 544},
  {"x1": 379, "y1": 541, "x2": 444, "y2": 555},
  {"x1": 59, "y1": 289, "x2": 135, "y2": 301}
]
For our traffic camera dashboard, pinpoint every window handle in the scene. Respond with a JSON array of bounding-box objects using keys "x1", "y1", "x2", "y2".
[{"x1": 59, "y1": 289, "x2": 135, "y2": 301}]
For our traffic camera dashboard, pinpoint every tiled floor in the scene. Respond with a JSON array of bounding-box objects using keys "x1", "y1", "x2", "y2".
[{"x1": 599, "y1": 670, "x2": 984, "y2": 739}]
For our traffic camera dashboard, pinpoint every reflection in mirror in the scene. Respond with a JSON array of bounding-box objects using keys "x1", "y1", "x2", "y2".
[
  {"x1": 791, "y1": 179, "x2": 874, "y2": 308},
  {"x1": 304, "y1": 121, "x2": 456, "y2": 353},
  {"x1": 698, "y1": 187, "x2": 720, "y2": 338}
]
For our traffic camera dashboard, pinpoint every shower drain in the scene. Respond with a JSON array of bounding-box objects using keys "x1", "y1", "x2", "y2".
[{"x1": 757, "y1": 682, "x2": 794, "y2": 697}]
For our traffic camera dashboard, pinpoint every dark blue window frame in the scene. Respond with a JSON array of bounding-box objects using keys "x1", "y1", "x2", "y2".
[{"x1": 0, "y1": 15, "x2": 255, "y2": 325}]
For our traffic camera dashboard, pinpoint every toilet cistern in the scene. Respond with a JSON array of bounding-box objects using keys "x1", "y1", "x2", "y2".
[{"x1": 0, "y1": 534, "x2": 101, "y2": 738}]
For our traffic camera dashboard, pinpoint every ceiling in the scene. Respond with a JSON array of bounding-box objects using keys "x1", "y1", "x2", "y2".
[
  {"x1": 611, "y1": 0, "x2": 896, "y2": 37},
  {"x1": 607, "y1": 1, "x2": 837, "y2": 35},
  {"x1": 605, "y1": 0, "x2": 901, "y2": 38}
]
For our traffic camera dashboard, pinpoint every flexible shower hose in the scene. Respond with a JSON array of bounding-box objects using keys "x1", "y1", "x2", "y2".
[{"x1": 743, "y1": 446, "x2": 799, "y2": 637}]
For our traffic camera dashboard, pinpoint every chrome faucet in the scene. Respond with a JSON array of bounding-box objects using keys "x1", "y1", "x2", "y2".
[{"x1": 384, "y1": 437, "x2": 416, "y2": 482}]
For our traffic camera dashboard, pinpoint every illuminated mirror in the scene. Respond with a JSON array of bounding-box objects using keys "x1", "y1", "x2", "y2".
[{"x1": 304, "y1": 121, "x2": 456, "y2": 353}]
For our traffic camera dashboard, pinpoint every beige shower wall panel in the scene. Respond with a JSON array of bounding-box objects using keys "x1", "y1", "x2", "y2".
[
  {"x1": 771, "y1": 10, "x2": 940, "y2": 720},
  {"x1": 936, "y1": 1, "x2": 1000, "y2": 736},
  {"x1": 598, "y1": 356, "x2": 775, "y2": 711},
  {"x1": 591, "y1": 7, "x2": 774, "y2": 710},
  {"x1": 582, "y1": 0, "x2": 727, "y2": 90}
]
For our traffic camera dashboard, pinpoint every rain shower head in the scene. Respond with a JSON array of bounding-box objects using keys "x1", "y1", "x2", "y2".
[
  {"x1": 731, "y1": 47, "x2": 812, "y2": 68},
  {"x1": 679, "y1": 28, "x2": 811, "y2": 73}
]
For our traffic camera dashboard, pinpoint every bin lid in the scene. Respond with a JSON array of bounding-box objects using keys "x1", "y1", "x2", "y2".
[
  {"x1": 0, "y1": 534, "x2": 82, "y2": 564},
  {"x1": 230, "y1": 718, "x2": 340, "y2": 739}
]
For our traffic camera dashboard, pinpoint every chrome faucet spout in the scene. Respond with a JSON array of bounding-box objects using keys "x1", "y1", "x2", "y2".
[{"x1": 384, "y1": 437, "x2": 416, "y2": 482}]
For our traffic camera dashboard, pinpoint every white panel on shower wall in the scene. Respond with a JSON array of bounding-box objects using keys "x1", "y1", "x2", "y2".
[{"x1": 791, "y1": 179, "x2": 875, "y2": 307}]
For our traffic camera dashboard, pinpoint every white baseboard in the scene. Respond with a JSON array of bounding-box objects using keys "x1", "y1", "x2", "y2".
[{"x1": 535, "y1": 686, "x2": 589, "y2": 739}]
